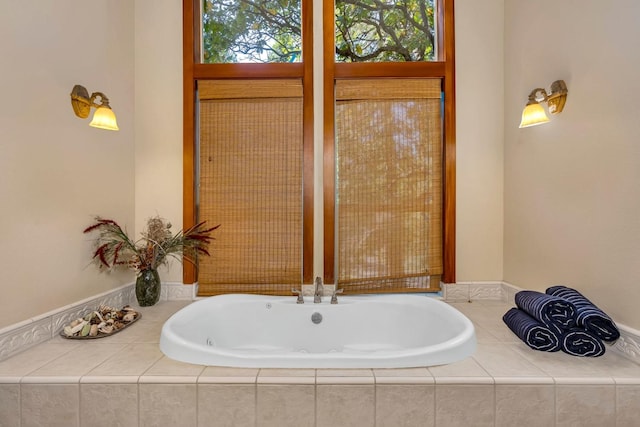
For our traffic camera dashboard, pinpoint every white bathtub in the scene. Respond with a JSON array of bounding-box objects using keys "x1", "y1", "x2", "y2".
[{"x1": 160, "y1": 294, "x2": 476, "y2": 368}]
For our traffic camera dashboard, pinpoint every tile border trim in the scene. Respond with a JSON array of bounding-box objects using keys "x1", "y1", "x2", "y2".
[
  {"x1": 0, "y1": 284, "x2": 134, "y2": 362},
  {"x1": 0, "y1": 281, "x2": 199, "y2": 362}
]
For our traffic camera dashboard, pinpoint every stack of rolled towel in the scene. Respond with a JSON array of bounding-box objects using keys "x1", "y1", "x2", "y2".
[{"x1": 502, "y1": 285, "x2": 619, "y2": 357}]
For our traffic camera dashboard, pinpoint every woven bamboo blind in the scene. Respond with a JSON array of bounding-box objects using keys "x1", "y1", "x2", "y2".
[
  {"x1": 197, "y1": 79, "x2": 303, "y2": 295},
  {"x1": 335, "y1": 78, "x2": 443, "y2": 293}
]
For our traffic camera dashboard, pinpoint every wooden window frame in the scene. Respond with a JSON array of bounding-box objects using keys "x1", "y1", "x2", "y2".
[
  {"x1": 323, "y1": 0, "x2": 456, "y2": 284},
  {"x1": 182, "y1": 0, "x2": 315, "y2": 284},
  {"x1": 183, "y1": 0, "x2": 455, "y2": 286}
]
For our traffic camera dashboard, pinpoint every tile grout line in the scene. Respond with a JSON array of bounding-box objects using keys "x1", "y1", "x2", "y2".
[
  {"x1": 76, "y1": 383, "x2": 80, "y2": 427},
  {"x1": 255, "y1": 369, "x2": 259, "y2": 427},
  {"x1": 371, "y1": 369, "x2": 378, "y2": 427},
  {"x1": 195, "y1": 375, "x2": 199, "y2": 427},
  {"x1": 614, "y1": 383, "x2": 617, "y2": 427},
  {"x1": 19, "y1": 383, "x2": 22, "y2": 427}
]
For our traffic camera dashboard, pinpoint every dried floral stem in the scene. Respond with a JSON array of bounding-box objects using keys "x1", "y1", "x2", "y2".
[{"x1": 84, "y1": 216, "x2": 219, "y2": 273}]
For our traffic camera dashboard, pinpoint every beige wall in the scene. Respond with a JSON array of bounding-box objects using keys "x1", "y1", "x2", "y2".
[
  {"x1": 455, "y1": 0, "x2": 505, "y2": 282},
  {"x1": 134, "y1": 0, "x2": 185, "y2": 282},
  {"x1": 504, "y1": 0, "x2": 640, "y2": 329},
  {"x1": 0, "y1": 1, "x2": 135, "y2": 328}
]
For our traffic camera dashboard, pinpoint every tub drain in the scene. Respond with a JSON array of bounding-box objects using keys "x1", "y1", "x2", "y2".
[{"x1": 311, "y1": 312, "x2": 322, "y2": 324}]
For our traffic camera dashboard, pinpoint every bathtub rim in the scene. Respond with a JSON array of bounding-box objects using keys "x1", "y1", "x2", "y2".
[{"x1": 160, "y1": 293, "x2": 477, "y2": 369}]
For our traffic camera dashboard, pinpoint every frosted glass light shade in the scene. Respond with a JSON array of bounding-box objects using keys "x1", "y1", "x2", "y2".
[
  {"x1": 89, "y1": 106, "x2": 119, "y2": 131},
  {"x1": 519, "y1": 103, "x2": 549, "y2": 128}
]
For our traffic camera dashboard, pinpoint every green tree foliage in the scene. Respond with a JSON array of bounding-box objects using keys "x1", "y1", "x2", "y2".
[
  {"x1": 202, "y1": 0, "x2": 435, "y2": 63},
  {"x1": 336, "y1": 0, "x2": 435, "y2": 62},
  {"x1": 202, "y1": 0, "x2": 302, "y2": 63}
]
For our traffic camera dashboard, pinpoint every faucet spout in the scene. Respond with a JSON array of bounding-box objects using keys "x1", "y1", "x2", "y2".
[{"x1": 314, "y1": 276, "x2": 323, "y2": 303}]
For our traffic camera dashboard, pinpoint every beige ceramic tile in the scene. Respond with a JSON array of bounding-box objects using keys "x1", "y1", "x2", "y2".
[
  {"x1": 316, "y1": 368, "x2": 373, "y2": 377},
  {"x1": 80, "y1": 375, "x2": 140, "y2": 384},
  {"x1": 482, "y1": 321, "x2": 522, "y2": 343},
  {"x1": 459, "y1": 308, "x2": 500, "y2": 327},
  {"x1": 447, "y1": 301, "x2": 479, "y2": 317},
  {"x1": 508, "y1": 341, "x2": 613, "y2": 378},
  {"x1": 613, "y1": 377, "x2": 640, "y2": 385},
  {"x1": 257, "y1": 368, "x2": 315, "y2": 384},
  {"x1": 444, "y1": 285, "x2": 469, "y2": 302},
  {"x1": 258, "y1": 368, "x2": 315, "y2": 377},
  {"x1": 473, "y1": 343, "x2": 552, "y2": 380},
  {"x1": 21, "y1": 375, "x2": 81, "y2": 384},
  {"x1": 472, "y1": 322, "x2": 502, "y2": 343},
  {"x1": 616, "y1": 384, "x2": 640, "y2": 427},
  {"x1": 316, "y1": 369, "x2": 374, "y2": 384},
  {"x1": 376, "y1": 384, "x2": 434, "y2": 427},
  {"x1": 257, "y1": 384, "x2": 315, "y2": 427},
  {"x1": 0, "y1": 384, "x2": 20, "y2": 427},
  {"x1": 600, "y1": 351, "x2": 640, "y2": 378},
  {"x1": 553, "y1": 377, "x2": 614, "y2": 385},
  {"x1": 472, "y1": 300, "x2": 513, "y2": 308},
  {"x1": 80, "y1": 383, "x2": 138, "y2": 427},
  {"x1": 428, "y1": 355, "x2": 492, "y2": 384},
  {"x1": 495, "y1": 384, "x2": 555, "y2": 427},
  {"x1": 555, "y1": 385, "x2": 615, "y2": 427},
  {"x1": 198, "y1": 366, "x2": 259, "y2": 384},
  {"x1": 130, "y1": 301, "x2": 190, "y2": 322},
  {"x1": 139, "y1": 383, "x2": 197, "y2": 427},
  {"x1": 316, "y1": 385, "x2": 375, "y2": 427},
  {"x1": 373, "y1": 367, "x2": 433, "y2": 384},
  {"x1": 142, "y1": 356, "x2": 205, "y2": 377},
  {"x1": 87, "y1": 343, "x2": 163, "y2": 376},
  {"x1": 435, "y1": 384, "x2": 494, "y2": 427},
  {"x1": 27, "y1": 342, "x2": 126, "y2": 378},
  {"x1": 21, "y1": 383, "x2": 79, "y2": 427},
  {"x1": 114, "y1": 320, "x2": 164, "y2": 343},
  {"x1": 197, "y1": 384, "x2": 255, "y2": 427},
  {"x1": 0, "y1": 342, "x2": 77, "y2": 378}
]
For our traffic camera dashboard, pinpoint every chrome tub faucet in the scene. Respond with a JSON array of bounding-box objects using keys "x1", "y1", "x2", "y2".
[
  {"x1": 291, "y1": 287, "x2": 304, "y2": 304},
  {"x1": 331, "y1": 287, "x2": 343, "y2": 304},
  {"x1": 314, "y1": 276, "x2": 323, "y2": 303}
]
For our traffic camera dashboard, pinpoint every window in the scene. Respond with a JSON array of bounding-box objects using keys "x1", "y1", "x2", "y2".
[
  {"x1": 323, "y1": 0, "x2": 455, "y2": 287},
  {"x1": 182, "y1": 0, "x2": 314, "y2": 291},
  {"x1": 197, "y1": 80, "x2": 304, "y2": 294},
  {"x1": 335, "y1": 0, "x2": 437, "y2": 62},
  {"x1": 183, "y1": 0, "x2": 455, "y2": 290},
  {"x1": 335, "y1": 79, "x2": 443, "y2": 292},
  {"x1": 201, "y1": 0, "x2": 302, "y2": 63}
]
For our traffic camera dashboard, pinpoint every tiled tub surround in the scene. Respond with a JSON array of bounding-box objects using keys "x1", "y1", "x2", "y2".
[{"x1": 1, "y1": 299, "x2": 639, "y2": 426}]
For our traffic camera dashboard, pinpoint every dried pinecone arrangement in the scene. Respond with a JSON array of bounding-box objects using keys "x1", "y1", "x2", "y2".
[{"x1": 61, "y1": 305, "x2": 140, "y2": 339}]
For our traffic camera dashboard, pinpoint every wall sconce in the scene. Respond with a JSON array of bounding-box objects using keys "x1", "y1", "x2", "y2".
[
  {"x1": 519, "y1": 80, "x2": 568, "y2": 128},
  {"x1": 70, "y1": 85, "x2": 119, "y2": 131}
]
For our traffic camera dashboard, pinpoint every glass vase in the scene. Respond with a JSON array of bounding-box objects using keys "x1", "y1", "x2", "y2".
[{"x1": 135, "y1": 268, "x2": 161, "y2": 307}]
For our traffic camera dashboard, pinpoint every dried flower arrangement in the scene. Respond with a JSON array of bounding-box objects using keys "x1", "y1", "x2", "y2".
[
  {"x1": 84, "y1": 216, "x2": 219, "y2": 306},
  {"x1": 83, "y1": 216, "x2": 219, "y2": 272}
]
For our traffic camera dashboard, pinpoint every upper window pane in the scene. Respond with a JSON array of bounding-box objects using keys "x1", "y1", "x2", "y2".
[
  {"x1": 202, "y1": 0, "x2": 302, "y2": 63},
  {"x1": 335, "y1": 0, "x2": 436, "y2": 62}
]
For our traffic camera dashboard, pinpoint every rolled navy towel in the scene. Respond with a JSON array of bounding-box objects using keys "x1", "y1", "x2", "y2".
[
  {"x1": 561, "y1": 328, "x2": 606, "y2": 357},
  {"x1": 546, "y1": 285, "x2": 620, "y2": 342},
  {"x1": 502, "y1": 308, "x2": 562, "y2": 352},
  {"x1": 515, "y1": 290, "x2": 577, "y2": 335}
]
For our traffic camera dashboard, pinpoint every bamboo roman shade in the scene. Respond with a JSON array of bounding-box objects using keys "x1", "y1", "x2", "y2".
[
  {"x1": 335, "y1": 78, "x2": 443, "y2": 293},
  {"x1": 197, "y1": 79, "x2": 303, "y2": 295}
]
